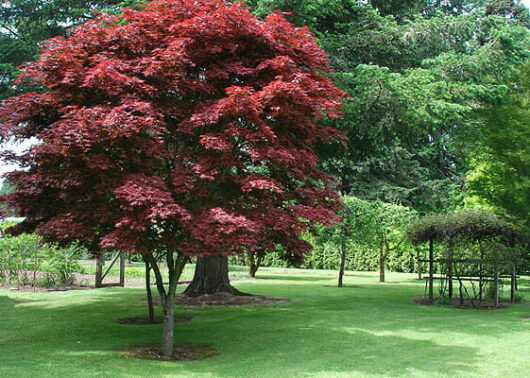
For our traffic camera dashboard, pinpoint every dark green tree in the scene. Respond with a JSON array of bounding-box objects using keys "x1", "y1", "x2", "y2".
[
  {"x1": 0, "y1": 1, "x2": 139, "y2": 100},
  {"x1": 245, "y1": 0, "x2": 529, "y2": 213},
  {"x1": 466, "y1": 63, "x2": 530, "y2": 232}
]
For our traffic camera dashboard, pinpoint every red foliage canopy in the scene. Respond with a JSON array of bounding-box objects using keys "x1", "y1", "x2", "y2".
[{"x1": 0, "y1": 0, "x2": 344, "y2": 259}]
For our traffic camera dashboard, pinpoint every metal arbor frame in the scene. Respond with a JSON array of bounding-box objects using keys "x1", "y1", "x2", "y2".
[{"x1": 419, "y1": 238, "x2": 519, "y2": 308}]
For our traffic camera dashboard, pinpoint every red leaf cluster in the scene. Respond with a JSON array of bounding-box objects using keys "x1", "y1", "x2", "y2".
[{"x1": 0, "y1": 0, "x2": 344, "y2": 259}]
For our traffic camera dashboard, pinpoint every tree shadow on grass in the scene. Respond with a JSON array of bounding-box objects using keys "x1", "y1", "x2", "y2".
[
  {"x1": 48, "y1": 326, "x2": 480, "y2": 378},
  {"x1": 1, "y1": 286, "x2": 526, "y2": 377},
  {"x1": 0, "y1": 295, "x2": 14, "y2": 312},
  {"x1": 322, "y1": 284, "x2": 361, "y2": 289},
  {"x1": 3, "y1": 290, "x2": 482, "y2": 377}
]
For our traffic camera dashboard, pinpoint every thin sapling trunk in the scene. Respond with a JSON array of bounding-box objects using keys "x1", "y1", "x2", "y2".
[
  {"x1": 144, "y1": 256, "x2": 154, "y2": 323},
  {"x1": 379, "y1": 240, "x2": 386, "y2": 283},
  {"x1": 379, "y1": 234, "x2": 406, "y2": 283},
  {"x1": 145, "y1": 251, "x2": 187, "y2": 358},
  {"x1": 338, "y1": 238, "x2": 346, "y2": 287},
  {"x1": 247, "y1": 250, "x2": 263, "y2": 278}
]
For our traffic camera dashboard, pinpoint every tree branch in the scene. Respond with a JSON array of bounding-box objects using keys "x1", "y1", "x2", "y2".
[{"x1": 145, "y1": 251, "x2": 166, "y2": 301}]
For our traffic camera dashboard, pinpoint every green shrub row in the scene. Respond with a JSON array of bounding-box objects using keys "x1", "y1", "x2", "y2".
[
  {"x1": 230, "y1": 244, "x2": 426, "y2": 273},
  {"x1": 0, "y1": 222, "x2": 85, "y2": 286}
]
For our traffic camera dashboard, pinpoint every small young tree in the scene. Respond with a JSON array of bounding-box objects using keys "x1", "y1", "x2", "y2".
[
  {"x1": 0, "y1": 0, "x2": 343, "y2": 357},
  {"x1": 243, "y1": 243, "x2": 304, "y2": 278},
  {"x1": 372, "y1": 201, "x2": 415, "y2": 282},
  {"x1": 343, "y1": 197, "x2": 414, "y2": 283},
  {"x1": 312, "y1": 196, "x2": 414, "y2": 285}
]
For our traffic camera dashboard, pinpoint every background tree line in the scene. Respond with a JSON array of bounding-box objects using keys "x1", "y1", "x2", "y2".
[{"x1": 1, "y1": 0, "x2": 529, "y2": 263}]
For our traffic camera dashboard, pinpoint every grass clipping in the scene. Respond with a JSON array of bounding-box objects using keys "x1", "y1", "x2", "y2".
[{"x1": 115, "y1": 343, "x2": 219, "y2": 361}]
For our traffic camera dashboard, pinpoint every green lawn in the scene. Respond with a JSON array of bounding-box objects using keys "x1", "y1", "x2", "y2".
[{"x1": 1, "y1": 268, "x2": 529, "y2": 377}]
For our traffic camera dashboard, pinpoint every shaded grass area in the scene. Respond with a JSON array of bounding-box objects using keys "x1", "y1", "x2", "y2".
[{"x1": 1, "y1": 268, "x2": 529, "y2": 377}]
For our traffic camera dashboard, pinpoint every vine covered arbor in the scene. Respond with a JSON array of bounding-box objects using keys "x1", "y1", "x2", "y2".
[{"x1": 408, "y1": 209, "x2": 528, "y2": 308}]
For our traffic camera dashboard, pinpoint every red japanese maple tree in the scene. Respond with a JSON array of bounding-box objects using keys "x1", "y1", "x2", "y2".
[{"x1": 0, "y1": 0, "x2": 343, "y2": 357}]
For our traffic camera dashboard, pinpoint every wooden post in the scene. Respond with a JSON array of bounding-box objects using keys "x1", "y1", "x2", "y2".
[
  {"x1": 448, "y1": 242, "x2": 453, "y2": 299},
  {"x1": 95, "y1": 254, "x2": 105, "y2": 288},
  {"x1": 33, "y1": 237, "x2": 38, "y2": 293},
  {"x1": 478, "y1": 240, "x2": 483, "y2": 302},
  {"x1": 510, "y1": 263, "x2": 516, "y2": 304},
  {"x1": 416, "y1": 248, "x2": 422, "y2": 280},
  {"x1": 458, "y1": 278, "x2": 463, "y2": 306},
  {"x1": 427, "y1": 239, "x2": 434, "y2": 301},
  {"x1": 494, "y1": 263, "x2": 499, "y2": 309},
  {"x1": 119, "y1": 252, "x2": 125, "y2": 287},
  {"x1": 16, "y1": 238, "x2": 20, "y2": 290},
  {"x1": 1, "y1": 227, "x2": 5, "y2": 282},
  {"x1": 479, "y1": 262, "x2": 483, "y2": 302}
]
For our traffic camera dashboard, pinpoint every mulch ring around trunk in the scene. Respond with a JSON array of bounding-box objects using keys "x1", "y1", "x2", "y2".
[
  {"x1": 117, "y1": 316, "x2": 192, "y2": 325},
  {"x1": 141, "y1": 292, "x2": 290, "y2": 306},
  {"x1": 115, "y1": 343, "x2": 219, "y2": 361},
  {"x1": 411, "y1": 296, "x2": 513, "y2": 310}
]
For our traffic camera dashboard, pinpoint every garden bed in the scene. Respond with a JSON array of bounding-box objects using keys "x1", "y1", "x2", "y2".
[
  {"x1": 115, "y1": 343, "x2": 219, "y2": 361},
  {"x1": 117, "y1": 315, "x2": 192, "y2": 325}
]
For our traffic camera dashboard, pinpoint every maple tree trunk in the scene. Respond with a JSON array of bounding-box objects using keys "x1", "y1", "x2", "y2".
[
  {"x1": 146, "y1": 251, "x2": 186, "y2": 358},
  {"x1": 161, "y1": 289, "x2": 176, "y2": 357},
  {"x1": 184, "y1": 255, "x2": 248, "y2": 297},
  {"x1": 144, "y1": 257, "x2": 154, "y2": 323}
]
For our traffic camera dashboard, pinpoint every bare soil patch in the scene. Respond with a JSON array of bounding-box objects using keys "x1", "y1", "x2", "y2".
[
  {"x1": 115, "y1": 343, "x2": 219, "y2": 361},
  {"x1": 117, "y1": 315, "x2": 192, "y2": 325},
  {"x1": 411, "y1": 296, "x2": 513, "y2": 310},
  {"x1": 142, "y1": 292, "x2": 290, "y2": 306},
  {"x1": 521, "y1": 315, "x2": 530, "y2": 319}
]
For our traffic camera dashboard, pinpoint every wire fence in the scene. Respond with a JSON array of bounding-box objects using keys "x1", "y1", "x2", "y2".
[{"x1": 1, "y1": 223, "x2": 83, "y2": 291}]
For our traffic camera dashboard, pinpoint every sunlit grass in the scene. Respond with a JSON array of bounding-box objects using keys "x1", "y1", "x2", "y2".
[{"x1": 1, "y1": 268, "x2": 529, "y2": 377}]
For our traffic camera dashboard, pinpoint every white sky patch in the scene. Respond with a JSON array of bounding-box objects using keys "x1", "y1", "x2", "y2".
[{"x1": 0, "y1": 138, "x2": 38, "y2": 186}]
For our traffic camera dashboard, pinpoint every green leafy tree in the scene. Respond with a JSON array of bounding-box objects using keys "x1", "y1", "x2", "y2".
[
  {"x1": 0, "y1": 1, "x2": 139, "y2": 100},
  {"x1": 314, "y1": 196, "x2": 415, "y2": 284},
  {"x1": 244, "y1": 0, "x2": 530, "y2": 214},
  {"x1": 325, "y1": 12, "x2": 528, "y2": 211},
  {"x1": 466, "y1": 63, "x2": 530, "y2": 232}
]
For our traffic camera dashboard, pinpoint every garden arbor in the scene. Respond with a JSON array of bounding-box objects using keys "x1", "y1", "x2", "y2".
[
  {"x1": 408, "y1": 209, "x2": 527, "y2": 307},
  {"x1": 0, "y1": 0, "x2": 344, "y2": 358}
]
